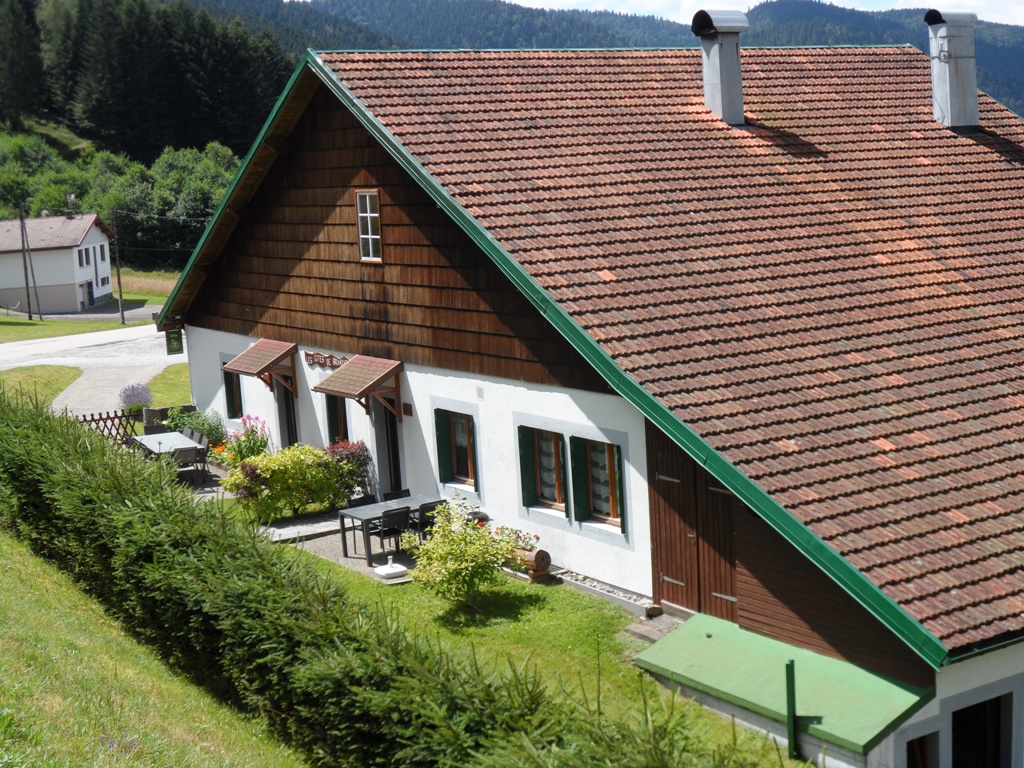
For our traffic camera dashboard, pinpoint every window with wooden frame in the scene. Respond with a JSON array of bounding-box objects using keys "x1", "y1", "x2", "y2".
[
  {"x1": 434, "y1": 409, "x2": 477, "y2": 488},
  {"x1": 356, "y1": 190, "x2": 382, "y2": 260},
  {"x1": 223, "y1": 368, "x2": 243, "y2": 419},
  {"x1": 569, "y1": 437, "x2": 624, "y2": 528},
  {"x1": 518, "y1": 426, "x2": 566, "y2": 509}
]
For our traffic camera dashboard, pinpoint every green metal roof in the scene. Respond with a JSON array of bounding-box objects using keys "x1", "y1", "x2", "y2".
[{"x1": 636, "y1": 615, "x2": 934, "y2": 754}]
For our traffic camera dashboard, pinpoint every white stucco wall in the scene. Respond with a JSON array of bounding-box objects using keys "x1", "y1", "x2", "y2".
[
  {"x1": 186, "y1": 326, "x2": 654, "y2": 597},
  {"x1": 879, "y1": 642, "x2": 1024, "y2": 768}
]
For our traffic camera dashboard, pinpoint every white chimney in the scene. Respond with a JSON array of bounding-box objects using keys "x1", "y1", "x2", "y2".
[
  {"x1": 691, "y1": 9, "x2": 749, "y2": 126},
  {"x1": 925, "y1": 9, "x2": 979, "y2": 131}
]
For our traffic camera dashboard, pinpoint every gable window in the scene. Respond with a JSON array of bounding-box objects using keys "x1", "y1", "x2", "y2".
[
  {"x1": 356, "y1": 190, "x2": 382, "y2": 260},
  {"x1": 570, "y1": 437, "x2": 624, "y2": 528},
  {"x1": 518, "y1": 426, "x2": 566, "y2": 509},
  {"x1": 435, "y1": 409, "x2": 477, "y2": 488},
  {"x1": 223, "y1": 368, "x2": 243, "y2": 419},
  {"x1": 77, "y1": 248, "x2": 84, "y2": 267},
  {"x1": 99, "y1": 244, "x2": 106, "y2": 262}
]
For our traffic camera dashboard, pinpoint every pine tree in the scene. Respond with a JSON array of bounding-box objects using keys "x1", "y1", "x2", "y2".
[{"x1": 0, "y1": 0, "x2": 45, "y2": 128}]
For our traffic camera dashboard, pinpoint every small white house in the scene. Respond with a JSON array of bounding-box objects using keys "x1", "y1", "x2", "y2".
[{"x1": 0, "y1": 213, "x2": 114, "y2": 314}]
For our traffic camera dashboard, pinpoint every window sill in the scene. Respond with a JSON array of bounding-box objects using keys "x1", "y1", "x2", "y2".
[
  {"x1": 527, "y1": 505, "x2": 569, "y2": 523},
  {"x1": 442, "y1": 481, "x2": 477, "y2": 500},
  {"x1": 580, "y1": 519, "x2": 625, "y2": 537}
]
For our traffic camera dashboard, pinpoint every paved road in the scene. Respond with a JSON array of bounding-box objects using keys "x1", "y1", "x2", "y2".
[{"x1": 0, "y1": 305, "x2": 188, "y2": 417}]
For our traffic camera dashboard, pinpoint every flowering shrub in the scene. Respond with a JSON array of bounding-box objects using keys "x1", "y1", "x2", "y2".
[
  {"x1": 117, "y1": 383, "x2": 152, "y2": 415},
  {"x1": 222, "y1": 443, "x2": 357, "y2": 524},
  {"x1": 163, "y1": 407, "x2": 226, "y2": 446},
  {"x1": 400, "y1": 497, "x2": 526, "y2": 610},
  {"x1": 326, "y1": 440, "x2": 373, "y2": 495},
  {"x1": 222, "y1": 414, "x2": 270, "y2": 467},
  {"x1": 495, "y1": 527, "x2": 540, "y2": 552}
]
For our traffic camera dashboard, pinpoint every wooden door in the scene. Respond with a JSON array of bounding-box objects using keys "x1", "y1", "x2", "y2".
[
  {"x1": 647, "y1": 420, "x2": 737, "y2": 620},
  {"x1": 699, "y1": 481, "x2": 738, "y2": 622},
  {"x1": 647, "y1": 421, "x2": 699, "y2": 610}
]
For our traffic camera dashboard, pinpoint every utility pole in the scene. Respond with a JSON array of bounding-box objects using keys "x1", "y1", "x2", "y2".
[
  {"x1": 112, "y1": 207, "x2": 125, "y2": 325},
  {"x1": 18, "y1": 203, "x2": 33, "y2": 321}
]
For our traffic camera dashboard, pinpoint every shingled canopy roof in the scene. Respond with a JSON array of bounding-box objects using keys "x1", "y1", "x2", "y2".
[{"x1": 162, "y1": 44, "x2": 1024, "y2": 661}]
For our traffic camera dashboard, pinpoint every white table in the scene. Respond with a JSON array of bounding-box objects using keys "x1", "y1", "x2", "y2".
[{"x1": 133, "y1": 431, "x2": 202, "y2": 456}]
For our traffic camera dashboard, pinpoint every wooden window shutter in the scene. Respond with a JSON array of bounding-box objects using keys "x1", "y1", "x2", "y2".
[
  {"x1": 519, "y1": 426, "x2": 537, "y2": 506},
  {"x1": 434, "y1": 409, "x2": 453, "y2": 483}
]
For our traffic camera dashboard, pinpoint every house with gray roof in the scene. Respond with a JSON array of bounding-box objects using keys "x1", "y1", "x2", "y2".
[
  {"x1": 0, "y1": 213, "x2": 113, "y2": 313},
  {"x1": 158, "y1": 9, "x2": 1024, "y2": 766}
]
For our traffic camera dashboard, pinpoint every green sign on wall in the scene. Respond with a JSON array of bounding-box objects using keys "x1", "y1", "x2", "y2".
[{"x1": 165, "y1": 329, "x2": 184, "y2": 355}]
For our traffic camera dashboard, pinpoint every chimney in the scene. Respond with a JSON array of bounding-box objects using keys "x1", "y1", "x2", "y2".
[
  {"x1": 691, "y1": 9, "x2": 749, "y2": 126},
  {"x1": 925, "y1": 9, "x2": 979, "y2": 131}
]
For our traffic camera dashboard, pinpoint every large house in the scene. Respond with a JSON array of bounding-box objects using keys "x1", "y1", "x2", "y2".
[
  {"x1": 0, "y1": 213, "x2": 114, "y2": 313},
  {"x1": 159, "y1": 10, "x2": 1024, "y2": 767}
]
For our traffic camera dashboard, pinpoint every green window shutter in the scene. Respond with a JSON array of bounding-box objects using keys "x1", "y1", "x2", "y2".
[
  {"x1": 519, "y1": 425, "x2": 538, "y2": 506},
  {"x1": 434, "y1": 409, "x2": 453, "y2": 482},
  {"x1": 557, "y1": 433, "x2": 569, "y2": 514},
  {"x1": 614, "y1": 445, "x2": 626, "y2": 535},
  {"x1": 569, "y1": 437, "x2": 589, "y2": 522},
  {"x1": 469, "y1": 416, "x2": 479, "y2": 492}
]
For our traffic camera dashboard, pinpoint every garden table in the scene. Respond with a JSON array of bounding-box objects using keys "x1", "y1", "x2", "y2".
[
  {"x1": 133, "y1": 431, "x2": 203, "y2": 456},
  {"x1": 339, "y1": 494, "x2": 442, "y2": 566}
]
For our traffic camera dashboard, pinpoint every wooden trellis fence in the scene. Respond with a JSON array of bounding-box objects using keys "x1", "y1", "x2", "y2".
[{"x1": 79, "y1": 409, "x2": 137, "y2": 444}]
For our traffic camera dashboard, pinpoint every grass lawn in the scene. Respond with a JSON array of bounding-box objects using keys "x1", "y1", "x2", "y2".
[
  {"x1": 0, "y1": 316, "x2": 149, "y2": 343},
  {"x1": 0, "y1": 531, "x2": 307, "y2": 768},
  {"x1": 118, "y1": 267, "x2": 179, "y2": 304},
  {"x1": 0, "y1": 365, "x2": 81, "y2": 404},
  {"x1": 289, "y1": 545, "x2": 799, "y2": 765},
  {"x1": 147, "y1": 362, "x2": 192, "y2": 409}
]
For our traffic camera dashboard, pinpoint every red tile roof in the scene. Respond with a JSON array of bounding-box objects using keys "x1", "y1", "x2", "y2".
[{"x1": 318, "y1": 46, "x2": 1024, "y2": 652}]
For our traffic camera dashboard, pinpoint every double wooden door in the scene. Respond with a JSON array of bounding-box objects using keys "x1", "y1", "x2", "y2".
[{"x1": 647, "y1": 421, "x2": 738, "y2": 621}]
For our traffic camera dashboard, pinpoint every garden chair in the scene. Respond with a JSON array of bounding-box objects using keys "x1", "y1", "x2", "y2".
[
  {"x1": 383, "y1": 488, "x2": 410, "y2": 501},
  {"x1": 143, "y1": 424, "x2": 168, "y2": 435},
  {"x1": 412, "y1": 500, "x2": 441, "y2": 541},
  {"x1": 369, "y1": 506, "x2": 411, "y2": 555}
]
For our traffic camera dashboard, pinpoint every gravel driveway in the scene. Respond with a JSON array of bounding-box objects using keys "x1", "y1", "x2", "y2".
[{"x1": 0, "y1": 304, "x2": 186, "y2": 417}]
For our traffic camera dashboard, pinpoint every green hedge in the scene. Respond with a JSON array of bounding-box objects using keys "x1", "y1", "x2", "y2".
[{"x1": 0, "y1": 393, "x2": 777, "y2": 768}]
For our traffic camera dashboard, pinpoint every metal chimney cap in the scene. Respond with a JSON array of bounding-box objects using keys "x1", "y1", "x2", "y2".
[
  {"x1": 924, "y1": 9, "x2": 977, "y2": 26},
  {"x1": 691, "y1": 10, "x2": 750, "y2": 37}
]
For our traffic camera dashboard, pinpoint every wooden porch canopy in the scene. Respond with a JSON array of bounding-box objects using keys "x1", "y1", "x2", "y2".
[
  {"x1": 312, "y1": 355, "x2": 403, "y2": 420},
  {"x1": 223, "y1": 339, "x2": 298, "y2": 395}
]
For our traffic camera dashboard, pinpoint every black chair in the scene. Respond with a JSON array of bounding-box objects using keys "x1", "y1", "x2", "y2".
[
  {"x1": 383, "y1": 488, "x2": 411, "y2": 501},
  {"x1": 194, "y1": 436, "x2": 210, "y2": 482},
  {"x1": 143, "y1": 424, "x2": 168, "y2": 435},
  {"x1": 174, "y1": 447, "x2": 200, "y2": 485},
  {"x1": 412, "y1": 501, "x2": 441, "y2": 541},
  {"x1": 371, "y1": 506, "x2": 411, "y2": 555},
  {"x1": 341, "y1": 494, "x2": 378, "y2": 552}
]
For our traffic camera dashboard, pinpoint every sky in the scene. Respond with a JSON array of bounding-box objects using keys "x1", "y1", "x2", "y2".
[{"x1": 510, "y1": 0, "x2": 1024, "y2": 27}]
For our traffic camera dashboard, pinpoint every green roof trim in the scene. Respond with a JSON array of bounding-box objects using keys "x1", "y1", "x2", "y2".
[
  {"x1": 304, "y1": 52, "x2": 948, "y2": 670},
  {"x1": 636, "y1": 615, "x2": 934, "y2": 754}
]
